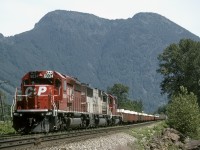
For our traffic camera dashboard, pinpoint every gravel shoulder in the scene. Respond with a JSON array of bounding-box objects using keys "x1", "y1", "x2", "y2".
[
  {"x1": 35, "y1": 122, "x2": 163, "y2": 150},
  {"x1": 41, "y1": 132, "x2": 136, "y2": 150}
]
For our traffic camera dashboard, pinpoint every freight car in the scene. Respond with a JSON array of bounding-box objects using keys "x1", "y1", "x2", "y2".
[
  {"x1": 116, "y1": 109, "x2": 158, "y2": 124},
  {"x1": 11, "y1": 70, "x2": 160, "y2": 133}
]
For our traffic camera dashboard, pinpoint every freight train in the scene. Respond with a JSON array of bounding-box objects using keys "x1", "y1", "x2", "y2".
[{"x1": 11, "y1": 70, "x2": 160, "y2": 133}]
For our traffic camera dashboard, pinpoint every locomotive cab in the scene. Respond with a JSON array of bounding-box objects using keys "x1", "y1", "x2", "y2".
[
  {"x1": 12, "y1": 71, "x2": 63, "y2": 133},
  {"x1": 17, "y1": 71, "x2": 60, "y2": 110}
]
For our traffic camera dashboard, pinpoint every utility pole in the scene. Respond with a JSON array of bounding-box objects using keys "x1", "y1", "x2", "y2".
[{"x1": 0, "y1": 81, "x2": 8, "y2": 121}]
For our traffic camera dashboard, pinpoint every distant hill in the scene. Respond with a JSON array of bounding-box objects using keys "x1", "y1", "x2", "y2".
[{"x1": 0, "y1": 10, "x2": 199, "y2": 112}]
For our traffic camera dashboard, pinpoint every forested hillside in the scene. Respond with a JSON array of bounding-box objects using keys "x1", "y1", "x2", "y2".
[{"x1": 0, "y1": 10, "x2": 199, "y2": 112}]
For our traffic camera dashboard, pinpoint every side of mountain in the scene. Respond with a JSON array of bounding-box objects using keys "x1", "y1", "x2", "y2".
[{"x1": 0, "y1": 10, "x2": 199, "y2": 112}]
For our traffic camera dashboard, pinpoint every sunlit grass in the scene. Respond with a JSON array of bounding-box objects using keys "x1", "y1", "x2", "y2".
[
  {"x1": 129, "y1": 121, "x2": 168, "y2": 149},
  {"x1": 0, "y1": 121, "x2": 15, "y2": 134}
]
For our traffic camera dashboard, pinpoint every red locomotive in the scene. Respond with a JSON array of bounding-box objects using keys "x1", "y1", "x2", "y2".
[
  {"x1": 11, "y1": 71, "x2": 121, "y2": 133},
  {"x1": 11, "y1": 70, "x2": 162, "y2": 133}
]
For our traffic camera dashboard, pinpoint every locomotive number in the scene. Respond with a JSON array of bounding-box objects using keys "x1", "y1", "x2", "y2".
[
  {"x1": 30, "y1": 72, "x2": 38, "y2": 78},
  {"x1": 44, "y1": 71, "x2": 53, "y2": 78}
]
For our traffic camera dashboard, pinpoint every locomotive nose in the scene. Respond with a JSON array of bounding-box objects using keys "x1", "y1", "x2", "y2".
[{"x1": 24, "y1": 85, "x2": 52, "y2": 109}]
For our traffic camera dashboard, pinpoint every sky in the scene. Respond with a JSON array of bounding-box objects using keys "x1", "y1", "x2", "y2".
[{"x1": 0, "y1": 0, "x2": 200, "y2": 37}]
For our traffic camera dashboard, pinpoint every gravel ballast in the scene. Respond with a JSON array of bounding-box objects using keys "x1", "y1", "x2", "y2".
[{"x1": 42, "y1": 132, "x2": 136, "y2": 150}]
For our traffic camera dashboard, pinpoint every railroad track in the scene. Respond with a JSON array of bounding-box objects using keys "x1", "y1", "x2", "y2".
[
  {"x1": 0, "y1": 121, "x2": 157, "y2": 150},
  {"x1": 0, "y1": 134, "x2": 21, "y2": 140}
]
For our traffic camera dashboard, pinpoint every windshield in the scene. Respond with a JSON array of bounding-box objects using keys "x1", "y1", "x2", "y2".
[{"x1": 24, "y1": 78, "x2": 53, "y2": 85}]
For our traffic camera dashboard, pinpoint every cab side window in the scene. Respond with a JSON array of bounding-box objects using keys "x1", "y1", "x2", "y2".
[{"x1": 55, "y1": 79, "x2": 61, "y2": 88}]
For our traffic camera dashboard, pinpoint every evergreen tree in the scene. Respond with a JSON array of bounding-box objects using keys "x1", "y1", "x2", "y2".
[
  {"x1": 155, "y1": 104, "x2": 167, "y2": 114},
  {"x1": 107, "y1": 83, "x2": 129, "y2": 108},
  {"x1": 107, "y1": 83, "x2": 143, "y2": 112}
]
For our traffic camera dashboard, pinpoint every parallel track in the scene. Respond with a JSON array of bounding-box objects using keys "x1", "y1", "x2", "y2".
[{"x1": 0, "y1": 121, "x2": 157, "y2": 150}]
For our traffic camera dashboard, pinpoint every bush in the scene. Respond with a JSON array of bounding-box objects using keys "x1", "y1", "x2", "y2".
[{"x1": 167, "y1": 86, "x2": 200, "y2": 138}]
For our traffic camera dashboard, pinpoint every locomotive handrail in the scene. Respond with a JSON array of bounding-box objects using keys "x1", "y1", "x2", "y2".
[
  {"x1": 51, "y1": 95, "x2": 57, "y2": 116},
  {"x1": 16, "y1": 94, "x2": 52, "y2": 97},
  {"x1": 52, "y1": 86, "x2": 61, "y2": 97},
  {"x1": 11, "y1": 88, "x2": 18, "y2": 117},
  {"x1": 16, "y1": 94, "x2": 28, "y2": 96},
  {"x1": 11, "y1": 87, "x2": 58, "y2": 117},
  {"x1": 17, "y1": 93, "x2": 58, "y2": 117}
]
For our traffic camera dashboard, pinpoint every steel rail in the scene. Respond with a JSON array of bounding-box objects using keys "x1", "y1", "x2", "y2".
[{"x1": 0, "y1": 121, "x2": 157, "y2": 150}]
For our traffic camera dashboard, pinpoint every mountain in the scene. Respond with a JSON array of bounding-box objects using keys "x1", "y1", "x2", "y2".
[{"x1": 0, "y1": 10, "x2": 199, "y2": 112}]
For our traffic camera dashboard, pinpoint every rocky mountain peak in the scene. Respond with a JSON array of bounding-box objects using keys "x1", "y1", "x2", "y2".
[{"x1": 34, "y1": 10, "x2": 107, "y2": 30}]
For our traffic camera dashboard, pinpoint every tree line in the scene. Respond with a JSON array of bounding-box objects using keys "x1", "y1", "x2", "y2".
[
  {"x1": 157, "y1": 39, "x2": 200, "y2": 139},
  {"x1": 107, "y1": 83, "x2": 143, "y2": 112}
]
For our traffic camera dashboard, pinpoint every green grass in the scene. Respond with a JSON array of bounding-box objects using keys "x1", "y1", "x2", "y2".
[
  {"x1": 0, "y1": 121, "x2": 15, "y2": 134},
  {"x1": 129, "y1": 121, "x2": 168, "y2": 149}
]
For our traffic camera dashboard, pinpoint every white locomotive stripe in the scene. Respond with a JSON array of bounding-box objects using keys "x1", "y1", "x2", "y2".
[{"x1": 17, "y1": 109, "x2": 48, "y2": 112}]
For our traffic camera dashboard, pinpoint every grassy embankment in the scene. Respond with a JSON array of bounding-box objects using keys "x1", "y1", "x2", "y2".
[{"x1": 125, "y1": 121, "x2": 168, "y2": 150}]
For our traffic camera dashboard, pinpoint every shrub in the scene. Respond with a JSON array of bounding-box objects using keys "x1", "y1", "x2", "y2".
[
  {"x1": 167, "y1": 86, "x2": 200, "y2": 138},
  {"x1": 0, "y1": 121, "x2": 15, "y2": 134}
]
